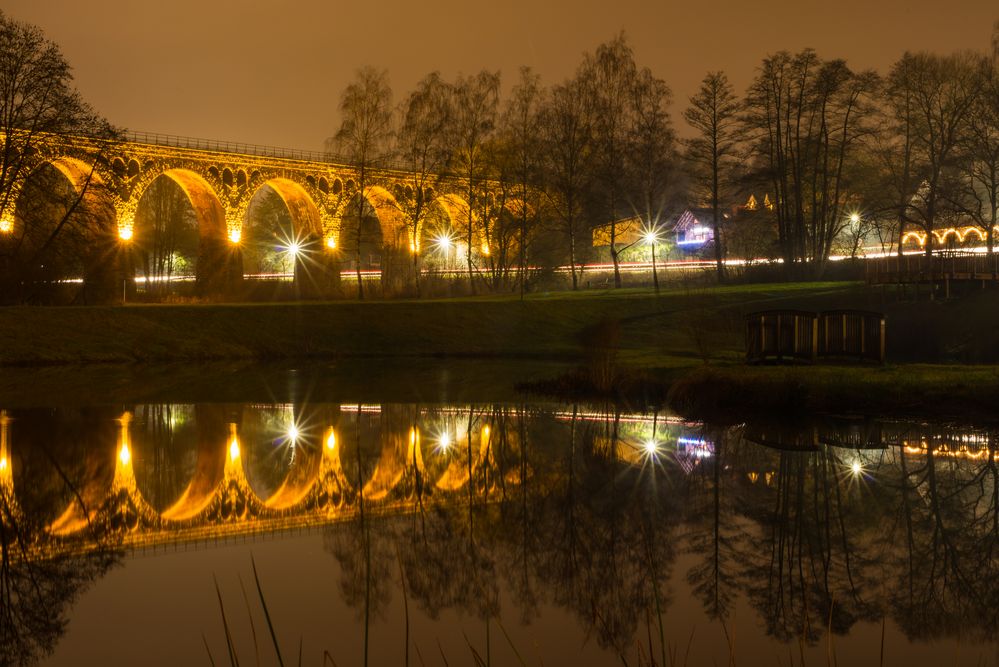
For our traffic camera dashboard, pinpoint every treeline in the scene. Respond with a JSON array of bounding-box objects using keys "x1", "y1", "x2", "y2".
[
  {"x1": 331, "y1": 24, "x2": 999, "y2": 289},
  {"x1": 2, "y1": 10, "x2": 999, "y2": 303}
]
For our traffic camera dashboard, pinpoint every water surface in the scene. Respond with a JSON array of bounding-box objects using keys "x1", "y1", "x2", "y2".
[{"x1": 2, "y1": 366, "x2": 998, "y2": 665}]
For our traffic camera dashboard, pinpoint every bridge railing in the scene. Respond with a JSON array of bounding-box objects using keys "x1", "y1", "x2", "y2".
[
  {"x1": 745, "y1": 310, "x2": 819, "y2": 364},
  {"x1": 121, "y1": 130, "x2": 413, "y2": 172},
  {"x1": 746, "y1": 309, "x2": 886, "y2": 364},
  {"x1": 867, "y1": 252, "x2": 999, "y2": 284}
]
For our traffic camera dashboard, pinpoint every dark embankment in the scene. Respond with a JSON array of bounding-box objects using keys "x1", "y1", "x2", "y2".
[
  {"x1": 0, "y1": 282, "x2": 850, "y2": 366},
  {"x1": 7, "y1": 280, "x2": 999, "y2": 420}
]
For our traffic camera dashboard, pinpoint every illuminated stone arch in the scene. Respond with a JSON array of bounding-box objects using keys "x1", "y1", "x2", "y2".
[
  {"x1": 243, "y1": 177, "x2": 324, "y2": 241},
  {"x1": 136, "y1": 169, "x2": 227, "y2": 240},
  {"x1": 131, "y1": 168, "x2": 233, "y2": 293},
  {"x1": 431, "y1": 193, "x2": 490, "y2": 250},
  {"x1": 9, "y1": 155, "x2": 118, "y2": 302},
  {"x1": 336, "y1": 184, "x2": 407, "y2": 247}
]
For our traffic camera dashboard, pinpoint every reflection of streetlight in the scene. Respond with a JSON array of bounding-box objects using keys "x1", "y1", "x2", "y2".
[{"x1": 0, "y1": 217, "x2": 13, "y2": 234}]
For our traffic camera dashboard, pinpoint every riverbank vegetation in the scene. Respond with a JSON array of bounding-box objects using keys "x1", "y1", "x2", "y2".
[{"x1": 5, "y1": 281, "x2": 999, "y2": 420}]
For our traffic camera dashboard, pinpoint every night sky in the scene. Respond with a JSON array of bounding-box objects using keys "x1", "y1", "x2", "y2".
[{"x1": 5, "y1": 0, "x2": 997, "y2": 150}]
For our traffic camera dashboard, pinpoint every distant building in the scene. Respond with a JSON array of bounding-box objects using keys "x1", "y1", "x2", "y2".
[
  {"x1": 591, "y1": 216, "x2": 644, "y2": 248},
  {"x1": 673, "y1": 209, "x2": 715, "y2": 250}
]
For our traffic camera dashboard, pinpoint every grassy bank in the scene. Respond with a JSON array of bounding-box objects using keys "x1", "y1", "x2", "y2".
[
  {"x1": 0, "y1": 282, "x2": 851, "y2": 366},
  {"x1": 5, "y1": 280, "x2": 999, "y2": 419}
]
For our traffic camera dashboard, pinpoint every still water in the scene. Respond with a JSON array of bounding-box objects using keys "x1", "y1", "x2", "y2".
[{"x1": 2, "y1": 367, "x2": 999, "y2": 665}]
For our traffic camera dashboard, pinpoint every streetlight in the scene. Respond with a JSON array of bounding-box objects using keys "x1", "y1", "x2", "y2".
[
  {"x1": 433, "y1": 232, "x2": 455, "y2": 273},
  {"x1": 117, "y1": 222, "x2": 134, "y2": 303},
  {"x1": 643, "y1": 225, "x2": 662, "y2": 294}
]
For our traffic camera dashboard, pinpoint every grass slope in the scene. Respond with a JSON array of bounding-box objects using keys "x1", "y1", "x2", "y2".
[{"x1": 0, "y1": 282, "x2": 853, "y2": 366}]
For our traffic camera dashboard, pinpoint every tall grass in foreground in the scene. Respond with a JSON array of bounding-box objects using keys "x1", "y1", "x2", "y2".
[{"x1": 205, "y1": 556, "x2": 910, "y2": 667}]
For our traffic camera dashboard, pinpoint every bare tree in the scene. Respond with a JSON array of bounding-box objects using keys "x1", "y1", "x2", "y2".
[
  {"x1": 684, "y1": 71, "x2": 740, "y2": 280},
  {"x1": 499, "y1": 67, "x2": 545, "y2": 297},
  {"x1": 581, "y1": 34, "x2": 639, "y2": 288},
  {"x1": 538, "y1": 78, "x2": 594, "y2": 290},
  {"x1": 449, "y1": 71, "x2": 500, "y2": 294},
  {"x1": 744, "y1": 50, "x2": 880, "y2": 275},
  {"x1": 0, "y1": 11, "x2": 115, "y2": 303},
  {"x1": 886, "y1": 51, "x2": 985, "y2": 257},
  {"x1": 395, "y1": 72, "x2": 453, "y2": 295},
  {"x1": 628, "y1": 68, "x2": 674, "y2": 292},
  {"x1": 333, "y1": 66, "x2": 393, "y2": 299},
  {"x1": 959, "y1": 56, "x2": 999, "y2": 252}
]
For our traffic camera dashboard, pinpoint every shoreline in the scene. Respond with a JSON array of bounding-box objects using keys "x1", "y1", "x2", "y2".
[{"x1": 5, "y1": 282, "x2": 999, "y2": 421}]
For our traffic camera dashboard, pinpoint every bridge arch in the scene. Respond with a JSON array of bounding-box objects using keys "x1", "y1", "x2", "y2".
[
  {"x1": 7, "y1": 156, "x2": 117, "y2": 303},
  {"x1": 241, "y1": 178, "x2": 328, "y2": 289},
  {"x1": 338, "y1": 185, "x2": 407, "y2": 246},
  {"x1": 131, "y1": 168, "x2": 232, "y2": 294}
]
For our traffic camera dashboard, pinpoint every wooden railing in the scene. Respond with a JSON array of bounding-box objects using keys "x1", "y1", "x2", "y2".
[
  {"x1": 746, "y1": 309, "x2": 886, "y2": 364},
  {"x1": 867, "y1": 253, "x2": 999, "y2": 284}
]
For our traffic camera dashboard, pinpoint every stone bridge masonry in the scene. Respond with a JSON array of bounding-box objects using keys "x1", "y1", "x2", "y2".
[{"x1": 0, "y1": 131, "x2": 505, "y2": 298}]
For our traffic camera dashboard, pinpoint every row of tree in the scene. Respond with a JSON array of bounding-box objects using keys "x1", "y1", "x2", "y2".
[
  {"x1": 2, "y1": 10, "x2": 998, "y2": 302},
  {"x1": 331, "y1": 35, "x2": 677, "y2": 296},
  {"x1": 332, "y1": 24, "x2": 999, "y2": 290}
]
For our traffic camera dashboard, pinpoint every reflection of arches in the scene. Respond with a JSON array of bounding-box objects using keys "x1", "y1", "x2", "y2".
[
  {"x1": 159, "y1": 408, "x2": 228, "y2": 522},
  {"x1": 47, "y1": 447, "x2": 116, "y2": 536},
  {"x1": 435, "y1": 423, "x2": 491, "y2": 492},
  {"x1": 262, "y1": 442, "x2": 323, "y2": 510},
  {"x1": 360, "y1": 423, "x2": 423, "y2": 502}
]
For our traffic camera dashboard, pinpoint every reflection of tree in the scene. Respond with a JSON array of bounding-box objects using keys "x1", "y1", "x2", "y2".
[
  {"x1": 685, "y1": 428, "x2": 741, "y2": 622},
  {"x1": 0, "y1": 535, "x2": 119, "y2": 665},
  {"x1": 323, "y1": 403, "x2": 683, "y2": 659},
  {"x1": 736, "y1": 446, "x2": 880, "y2": 642},
  {"x1": 0, "y1": 418, "x2": 121, "y2": 666},
  {"x1": 883, "y1": 445, "x2": 999, "y2": 642}
]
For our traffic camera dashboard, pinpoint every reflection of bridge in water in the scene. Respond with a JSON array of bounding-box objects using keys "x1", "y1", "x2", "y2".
[{"x1": 0, "y1": 406, "x2": 704, "y2": 558}]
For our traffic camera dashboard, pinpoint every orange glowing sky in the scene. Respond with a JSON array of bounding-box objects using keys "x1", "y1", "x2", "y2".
[{"x1": 5, "y1": 0, "x2": 997, "y2": 150}]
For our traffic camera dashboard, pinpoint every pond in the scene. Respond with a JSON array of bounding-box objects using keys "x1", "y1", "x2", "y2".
[{"x1": 2, "y1": 362, "x2": 998, "y2": 666}]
